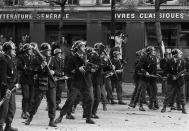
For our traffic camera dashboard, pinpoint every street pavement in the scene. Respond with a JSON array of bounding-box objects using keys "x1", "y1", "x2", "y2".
[{"x1": 10, "y1": 84, "x2": 189, "y2": 131}]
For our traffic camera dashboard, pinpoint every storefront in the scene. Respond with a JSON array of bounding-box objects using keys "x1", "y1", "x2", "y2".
[{"x1": 0, "y1": 8, "x2": 189, "y2": 81}]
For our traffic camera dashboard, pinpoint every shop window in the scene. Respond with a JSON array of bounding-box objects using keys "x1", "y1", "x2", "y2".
[
  {"x1": 146, "y1": 23, "x2": 178, "y2": 48},
  {"x1": 68, "y1": 0, "x2": 78, "y2": 5},
  {"x1": 181, "y1": 22, "x2": 189, "y2": 31},
  {"x1": 101, "y1": 0, "x2": 121, "y2": 4}
]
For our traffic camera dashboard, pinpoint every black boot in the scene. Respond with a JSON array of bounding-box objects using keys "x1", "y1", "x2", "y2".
[
  {"x1": 55, "y1": 114, "x2": 64, "y2": 124},
  {"x1": 4, "y1": 124, "x2": 18, "y2": 131},
  {"x1": 86, "y1": 118, "x2": 95, "y2": 124},
  {"x1": 181, "y1": 104, "x2": 187, "y2": 114},
  {"x1": 154, "y1": 101, "x2": 159, "y2": 109},
  {"x1": 161, "y1": 105, "x2": 166, "y2": 113},
  {"x1": 49, "y1": 119, "x2": 57, "y2": 127},
  {"x1": 25, "y1": 115, "x2": 33, "y2": 125},
  {"x1": 148, "y1": 102, "x2": 156, "y2": 110},
  {"x1": 66, "y1": 114, "x2": 75, "y2": 119},
  {"x1": 177, "y1": 103, "x2": 182, "y2": 111},
  {"x1": 111, "y1": 100, "x2": 117, "y2": 105},
  {"x1": 91, "y1": 114, "x2": 99, "y2": 119},
  {"x1": 139, "y1": 104, "x2": 145, "y2": 111},
  {"x1": 171, "y1": 105, "x2": 177, "y2": 110},
  {"x1": 129, "y1": 103, "x2": 136, "y2": 108},
  {"x1": 21, "y1": 112, "x2": 28, "y2": 119},
  {"x1": 103, "y1": 104, "x2": 107, "y2": 111}
]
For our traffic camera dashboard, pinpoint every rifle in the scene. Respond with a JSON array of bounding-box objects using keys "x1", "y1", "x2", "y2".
[
  {"x1": 0, "y1": 84, "x2": 20, "y2": 107},
  {"x1": 32, "y1": 47, "x2": 56, "y2": 83},
  {"x1": 171, "y1": 69, "x2": 186, "y2": 80},
  {"x1": 54, "y1": 76, "x2": 70, "y2": 81},
  {"x1": 84, "y1": 61, "x2": 99, "y2": 72},
  {"x1": 103, "y1": 50, "x2": 119, "y2": 79},
  {"x1": 138, "y1": 72, "x2": 167, "y2": 80}
]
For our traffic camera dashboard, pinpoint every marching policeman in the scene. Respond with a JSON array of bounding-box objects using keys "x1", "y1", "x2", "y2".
[
  {"x1": 25, "y1": 43, "x2": 58, "y2": 127},
  {"x1": 129, "y1": 50, "x2": 144, "y2": 107},
  {"x1": 17, "y1": 43, "x2": 35, "y2": 119},
  {"x1": 0, "y1": 42, "x2": 18, "y2": 131},
  {"x1": 111, "y1": 51, "x2": 126, "y2": 105},
  {"x1": 161, "y1": 49, "x2": 187, "y2": 114},
  {"x1": 134, "y1": 46, "x2": 158, "y2": 111},
  {"x1": 55, "y1": 40, "x2": 95, "y2": 124},
  {"x1": 53, "y1": 48, "x2": 65, "y2": 110}
]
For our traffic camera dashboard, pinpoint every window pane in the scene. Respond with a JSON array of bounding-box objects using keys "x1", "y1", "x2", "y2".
[{"x1": 102, "y1": 0, "x2": 110, "y2": 4}]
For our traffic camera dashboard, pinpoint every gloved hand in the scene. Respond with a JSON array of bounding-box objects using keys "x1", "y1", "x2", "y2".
[{"x1": 79, "y1": 66, "x2": 85, "y2": 74}]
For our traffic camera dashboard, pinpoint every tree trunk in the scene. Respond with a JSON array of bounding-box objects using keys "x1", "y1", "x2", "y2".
[{"x1": 155, "y1": 0, "x2": 164, "y2": 58}]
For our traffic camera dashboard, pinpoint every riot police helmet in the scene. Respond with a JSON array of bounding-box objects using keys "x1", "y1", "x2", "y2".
[
  {"x1": 2, "y1": 42, "x2": 15, "y2": 52},
  {"x1": 40, "y1": 43, "x2": 51, "y2": 51},
  {"x1": 22, "y1": 43, "x2": 32, "y2": 52}
]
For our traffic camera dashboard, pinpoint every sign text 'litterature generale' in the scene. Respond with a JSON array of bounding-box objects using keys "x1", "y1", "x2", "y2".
[{"x1": 0, "y1": 13, "x2": 70, "y2": 20}]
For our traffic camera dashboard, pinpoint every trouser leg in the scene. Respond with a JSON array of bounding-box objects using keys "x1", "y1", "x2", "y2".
[
  {"x1": 60, "y1": 88, "x2": 79, "y2": 116},
  {"x1": 92, "y1": 84, "x2": 101, "y2": 115},
  {"x1": 21, "y1": 84, "x2": 30, "y2": 113},
  {"x1": 46, "y1": 87, "x2": 56, "y2": 119},
  {"x1": 29, "y1": 88, "x2": 44, "y2": 117}
]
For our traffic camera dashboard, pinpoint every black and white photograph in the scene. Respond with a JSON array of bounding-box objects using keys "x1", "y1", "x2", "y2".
[{"x1": 0, "y1": 0, "x2": 189, "y2": 131}]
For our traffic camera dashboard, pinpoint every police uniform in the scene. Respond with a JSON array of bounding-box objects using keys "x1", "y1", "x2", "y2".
[
  {"x1": 111, "y1": 51, "x2": 126, "y2": 105},
  {"x1": 134, "y1": 46, "x2": 158, "y2": 111},
  {"x1": 0, "y1": 42, "x2": 18, "y2": 131},
  {"x1": 53, "y1": 48, "x2": 65, "y2": 110},
  {"x1": 25, "y1": 43, "x2": 57, "y2": 127},
  {"x1": 129, "y1": 50, "x2": 143, "y2": 106},
  {"x1": 161, "y1": 49, "x2": 187, "y2": 114},
  {"x1": 17, "y1": 44, "x2": 35, "y2": 119},
  {"x1": 55, "y1": 40, "x2": 95, "y2": 124}
]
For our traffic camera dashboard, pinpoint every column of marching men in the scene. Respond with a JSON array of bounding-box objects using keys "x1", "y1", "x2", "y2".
[
  {"x1": 129, "y1": 46, "x2": 188, "y2": 114},
  {"x1": 0, "y1": 40, "x2": 188, "y2": 131}
]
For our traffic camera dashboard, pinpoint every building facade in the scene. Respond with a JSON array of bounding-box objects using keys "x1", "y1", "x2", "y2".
[{"x1": 0, "y1": 0, "x2": 189, "y2": 81}]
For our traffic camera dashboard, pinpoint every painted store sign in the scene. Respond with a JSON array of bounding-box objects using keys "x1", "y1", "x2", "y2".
[{"x1": 0, "y1": 10, "x2": 188, "y2": 21}]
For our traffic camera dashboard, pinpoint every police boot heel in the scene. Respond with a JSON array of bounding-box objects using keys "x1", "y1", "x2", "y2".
[
  {"x1": 181, "y1": 104, "x2": 187, "y2": 114},
  {"x1": 161, "y1": 105, "x2": 166, "y2": 113},
  {"x1": 139, "y1": 105, "x2": 145, "y2": 111},
  {"x1": 4, "y1": 124, "x2": 18, "y2": 131},
  {"x1": 25, "y1": 115, "x2": 33, "y2": 125},
  {"x1": 55, "y1": 114, "x2": 64, "y2": 124},
  {"x1": 86, "y1": 118, "x2": 95, "y2": 124},
  {"x1": 49, "y1": 119, "x2": 57, "y2": 127}
]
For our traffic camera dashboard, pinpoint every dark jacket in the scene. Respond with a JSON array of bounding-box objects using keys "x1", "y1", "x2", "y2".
[
  {"x1": 111, "y1": 58, "x2": 123, "y2": 81},
  {"x1": 33, "y1": 55, "x2": 57, "y2": 91},
  {"x1": 0, "y1": 54, "x2": 17, "y2": 98},
  {"x1": 17, "y1": 53, "x2": 35, "y2": 85},
  {"x1": 136, "y1": 54, "x2": 157, "y2": 81},
  {"x1": 166, "y1": 58, "x2": 185, "y2": 86},
  {"x1": 51, "y1": 56, "x2": 65, "y2": 77},
  {"x1": 66, "y1": 53, "x2": 89, "y2": 88}
]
